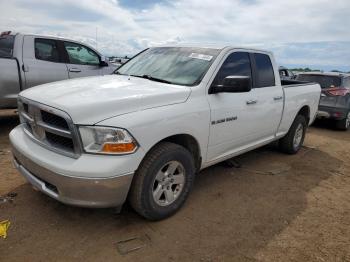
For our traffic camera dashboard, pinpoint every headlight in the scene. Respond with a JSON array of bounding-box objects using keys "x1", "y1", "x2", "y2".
[{"x1": 79, "y1": 126, "x2": 138, "y2": 155}]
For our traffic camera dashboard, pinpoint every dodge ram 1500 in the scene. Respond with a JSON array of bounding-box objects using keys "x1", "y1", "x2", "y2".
[{"x1": 10, "y1": 45, "x2": 321, "y2": 220}]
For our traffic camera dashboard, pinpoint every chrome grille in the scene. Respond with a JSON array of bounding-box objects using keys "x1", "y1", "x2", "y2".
[{"x1": 18, "y1": 97, "x2": 81, "y2": 158}]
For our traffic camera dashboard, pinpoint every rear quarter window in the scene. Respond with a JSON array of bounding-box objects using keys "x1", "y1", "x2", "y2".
[{"x1": 0, "y1": 35, "x2": 15, "y2": 58}]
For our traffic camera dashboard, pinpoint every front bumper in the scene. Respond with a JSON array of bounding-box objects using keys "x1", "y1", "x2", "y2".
[{"x1": 10, "y1": 125, "x2": 144, "y2": 208}]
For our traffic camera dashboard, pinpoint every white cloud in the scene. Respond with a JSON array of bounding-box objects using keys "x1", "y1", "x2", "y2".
[{"x1": 0, "y1": 0, "x2": 349, "y2": 69}]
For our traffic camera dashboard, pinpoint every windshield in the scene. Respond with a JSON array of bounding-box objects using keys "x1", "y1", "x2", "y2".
[
  {"x1": 116, "y1": 47, "x2": 220, "y2": 86},
  {"x1": 0, "y1": 35, "x2": 15, "y2": 58},
  {"x1": 296, "y1": 74, "x2": 341, "y2": 89}
]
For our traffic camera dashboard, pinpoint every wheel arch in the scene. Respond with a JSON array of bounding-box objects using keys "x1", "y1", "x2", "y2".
[
  {"x1": 141, "y1": 134, "x2": 202, "y2": 172},
  {"x1": 296, "y1": 105, "x2": 311, "y2": 125}
]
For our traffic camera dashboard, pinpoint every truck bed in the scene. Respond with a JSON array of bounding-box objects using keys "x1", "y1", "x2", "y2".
[{"x1": 276, "y1": 81, "x2": 321, "y2": 137}]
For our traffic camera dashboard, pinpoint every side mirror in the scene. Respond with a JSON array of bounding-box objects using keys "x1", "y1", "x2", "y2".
[
  {"x1": 210, "y1": 76, "x2": 251, "y2": 94},
  {"x1": 99, "y1": 56, "x2": 109, "y2": 67}
]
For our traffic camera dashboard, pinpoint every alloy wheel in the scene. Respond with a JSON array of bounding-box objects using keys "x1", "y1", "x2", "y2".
[
  {"x1": 293, "y1": 123, "x2": 304, "y2": 149},
  {"x1": 152, "y1": 161, "x2": 185, "y2": 206}
]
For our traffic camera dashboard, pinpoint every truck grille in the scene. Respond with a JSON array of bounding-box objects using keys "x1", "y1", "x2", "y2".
[
  {"x1": 41, "y1": 110, "x2": 69, "y2": 130},
  {"x1": 18, "y1": 98, "x2": 81, "y2": 158}
]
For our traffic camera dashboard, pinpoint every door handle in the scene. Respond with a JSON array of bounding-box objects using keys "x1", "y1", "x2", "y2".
[
  {"x1": 22, "y1": 64, "x2": 29, "y2": 72},
  {"x1": 246, "y1": 100, "x2": 258, "y2": 105},
  {"x1": 69, "y1": 68, "x2": 81, "y2": 73},
  {"x1": 273, "y1": 96, "x2": 283, "y2": 101}
]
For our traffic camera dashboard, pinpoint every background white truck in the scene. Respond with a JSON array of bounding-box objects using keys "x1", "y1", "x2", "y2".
[
  {"x1": 0, "y1": 31, "x2": 116, "y2": 109},
  {"x1": 10, "y1": 45, "x2": 321, "y2": 220}
]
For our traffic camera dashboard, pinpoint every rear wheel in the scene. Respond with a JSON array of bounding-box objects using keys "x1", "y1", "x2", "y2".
[
  {"x1": 279, "y1": 115, "x2": 307, "y2": 154},
  {"x1": 335, "y1": 112, "x2": 350, "y2": 131},
  {"x1": 129, "y1": 142, "x2": 195, "y2": 220}
]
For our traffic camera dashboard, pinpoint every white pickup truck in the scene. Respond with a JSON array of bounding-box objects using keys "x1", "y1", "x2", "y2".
[{"x1": 10, "y1": 46, "x2": 321, "y2": 220}]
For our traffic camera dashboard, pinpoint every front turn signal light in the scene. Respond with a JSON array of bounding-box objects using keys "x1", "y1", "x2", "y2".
[{"x1": 102, "y1": 142, "x2": 137, "y2": 153}]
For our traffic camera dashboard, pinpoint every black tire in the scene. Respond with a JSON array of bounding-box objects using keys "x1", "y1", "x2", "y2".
[
  {"x1": 335, "y1": 111, "x2": 350, "y2": 131},
  {"x1": 128, "y1": 142, "x2": 195, "y2": 220},
  {"x1": 279, "y1": 115, "x2": 307, "y2": 154}
]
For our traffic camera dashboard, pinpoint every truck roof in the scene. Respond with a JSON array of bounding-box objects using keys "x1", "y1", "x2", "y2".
[
  {"x1": 157, "y1": 43, "x2": 272, "y2": 54},
  {"x1": 5, "y1": 31, "x2": 74, "y2": 41}
]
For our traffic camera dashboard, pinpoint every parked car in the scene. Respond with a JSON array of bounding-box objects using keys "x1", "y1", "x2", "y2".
[
  {"x1": 296, "y1": 72, "x2": 350, "y2": 130},
  {"x1": 279, "y1": 66, "x2": 296, "y2": 80},
  {"x1": 0, "y1": 31, "x2": 117, "y2": 109},
  {"x1": 10, "y1": 46, "x2": 321, "y2": 220}
]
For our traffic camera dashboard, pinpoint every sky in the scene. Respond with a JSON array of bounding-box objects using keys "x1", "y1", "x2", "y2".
[{"x1": 1, "y1": 0, "x2": 349, "y2": 71}]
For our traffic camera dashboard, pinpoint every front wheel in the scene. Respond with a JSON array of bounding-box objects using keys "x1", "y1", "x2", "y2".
[
  {"x1": 279, "y1": 115, "x2": 307, "y2": 154},
  {"x1": 128, "y1": 142, "x2": 195, "y2": 220},
  {"x1": 335, "y1": 112, "x2": 350, "y2": 131}
]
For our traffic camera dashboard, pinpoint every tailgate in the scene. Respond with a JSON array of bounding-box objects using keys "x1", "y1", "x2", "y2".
[
  {"x1": 320, "y1": 90, "x2": 349, "y2": 108},
  {"x1": 319, "y1": 94, "x2": 338, "y2": 107}
]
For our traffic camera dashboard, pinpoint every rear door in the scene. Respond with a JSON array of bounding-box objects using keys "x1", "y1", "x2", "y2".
[
  {"x1": 250, "y1": 52, "x2": 284, "y2": 138},
  {"x1": 22, "y1": 36, "x2": 69, "y2": 89},
  {"x1": 61, "y1": 41, "x2": 103, "y2": 78}
]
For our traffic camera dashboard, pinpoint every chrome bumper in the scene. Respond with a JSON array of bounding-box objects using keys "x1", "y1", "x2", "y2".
[{"x1": 12, "y1": 146, "x2": 134, "y2": 208}]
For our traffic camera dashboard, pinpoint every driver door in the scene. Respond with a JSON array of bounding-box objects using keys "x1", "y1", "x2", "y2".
[{"x1": 206, "y1": 51, "x2": 259, "y2": 162}]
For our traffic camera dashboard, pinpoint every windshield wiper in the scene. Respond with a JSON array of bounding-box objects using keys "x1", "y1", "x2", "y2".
[{"x1": 130, "y1": 74, "x2": 173, "y2": 84}]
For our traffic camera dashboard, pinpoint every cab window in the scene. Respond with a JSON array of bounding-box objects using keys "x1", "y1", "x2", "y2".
[
  {"x1": 253, "y1": 53, "x2": 275, "y2": 87},
  {"x1": 35, "y1": 39, "x2": 60, "y2": 63},
  {"x1": 0, "y1": 35, "x2": 15, "y2": 58},
  {"x1": 63, "y1": 42, "x2": 100, "y2": 65},
  {"x1": 212, "y1": 52, "x2": 252, "y2": 88}
]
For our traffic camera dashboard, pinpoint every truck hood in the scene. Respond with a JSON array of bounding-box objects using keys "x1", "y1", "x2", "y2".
[{"x1": 20, "y1": 75, "x2": 191, "y2": 124}]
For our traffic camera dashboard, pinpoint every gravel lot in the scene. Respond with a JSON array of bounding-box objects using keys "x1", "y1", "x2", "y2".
[{"x1": 1, "y1": 109, "x2": 349, "y2": 262}]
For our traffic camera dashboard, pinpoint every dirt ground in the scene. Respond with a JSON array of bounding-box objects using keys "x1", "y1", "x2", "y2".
[{"x1": 0, "y1": 109, "x2": 349, "y2": 262}]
